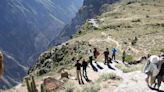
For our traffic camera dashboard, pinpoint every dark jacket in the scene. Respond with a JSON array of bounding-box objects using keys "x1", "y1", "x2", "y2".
[
  {"x1": 104, "y1": 51, "x2": 109, "y2": 57},
  {"x1": 75, "y1": 62, "x2": 82, "y2": 70},
  {"x1": 82, "y1": 61, "x2": 88, "y2": 69},
  {"x1": 158, "y1": 63, "x2": 164, "y2": 76}
]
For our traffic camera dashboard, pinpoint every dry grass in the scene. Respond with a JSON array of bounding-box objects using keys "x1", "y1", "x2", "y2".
[
  {"x1": 115, "y1": 63, "x2": 144, "y2": 73},
  {"x1": 98, "y1": 73, "x2": 122, "y2": 82}
]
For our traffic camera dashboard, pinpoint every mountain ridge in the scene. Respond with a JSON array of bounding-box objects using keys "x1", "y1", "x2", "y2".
[{"x1": 0, "y1": 0, "x2": 83, "y2": 89}]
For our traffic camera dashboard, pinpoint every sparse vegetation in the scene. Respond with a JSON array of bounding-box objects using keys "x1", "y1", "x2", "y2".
[
  {"x1": 125, "y1": 55, "x2": 134, "y2": 63},
  {"x1": 98, "y1": 73, "x2": 122, "y2": 82},
  {"x1": 28, "y1": 41, "x2": 93, "y2": 76},
  {"x1": 61, "y1": 81, "x2": 75, "y2": 92},
  {"x1": 160, "y1": 49, "x2": 164, "y2": 53},
  {"x1": 115, "y1": 64, "x2": 142, "y2": 73},
  {"x1": 131, "y1": 19, "x2": 141, "y2": 22},
  {"x1": 82, "y1": 84, "x2": 101, "y2": 92}
]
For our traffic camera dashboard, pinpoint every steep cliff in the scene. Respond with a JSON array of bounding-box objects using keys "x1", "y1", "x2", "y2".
[
  {"x1": 0, "y1": 0, "x2": 83, "y2": 89},
  {"x1": 49, "y1": 0, "x2": 119, "y2": 46}
]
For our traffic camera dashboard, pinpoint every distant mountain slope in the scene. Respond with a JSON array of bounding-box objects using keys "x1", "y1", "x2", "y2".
[
  {"x1": 0, "y1": 0, "x2": 83, "y2": 89},
  {"x1": 49, "y1": 0, "x2": 119, "y2": 46}
]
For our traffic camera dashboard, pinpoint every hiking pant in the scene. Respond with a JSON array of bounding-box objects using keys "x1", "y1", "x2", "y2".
[
  {"x1": 89, "y1": 56, "x2": 93, "y2": 65},
  {"x1": 94, "y1": 56, "x2": 97, "y2": 63},
  {"x1": 157, "y1": 76, "x2": 164, "y2": 88},
  {"x1": 122, "y1": 57, "x2": 125, "y2": 63},
  {"x1": 150, "y1": 76, "x2": 156, "y2": 86},
  {"x1": 83, "y1": 68, "x2": 87, "y2": 78},
  {"x1": 146, "y1": 74, "x2": 155, "y2": 86},
  {"x1": 76, "y1": 70, "x2": 83, "y2": 84},
  {"x1": 104, "y1": 56, "x2": 108, "y2": 64},
  {"x1": 112, "y1": 54, "x2": 116, "y2": 61}
]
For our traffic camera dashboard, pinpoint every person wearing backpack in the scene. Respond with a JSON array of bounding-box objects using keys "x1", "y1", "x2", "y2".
[
  {"x1": 104, "y1": 48, "x2": 109, "y2": 65},
  {"x1": 144, "y1": 55, "x2": 161, "y2": 87},
  {"x1": 0, "y1": 51, "x2": 4, "y2": 79},
  {"x1": 93, "y1": 48, "x2": 100, "y2": 63},
  {"x1": 156, "y1": 55, "x2": 164, "y2": 90},
  {"x1": 112, "y1": 48, "x2": 117, "y2": 61}
]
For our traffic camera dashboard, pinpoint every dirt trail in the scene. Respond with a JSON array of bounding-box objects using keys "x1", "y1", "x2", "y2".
[
  {"x1": 115, "y1": 71, "x2": 164, "y2": 92},
  {"x1": 89, "y1": 32, "x2": 142, "y2": 54}
]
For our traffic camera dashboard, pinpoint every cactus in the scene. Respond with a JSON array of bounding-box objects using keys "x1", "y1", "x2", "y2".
[
  {"x1": 31, "y1": 81, "x2": 35, "y2": 92},
  {"x1": 25, "y1": 77, "x2": 32, "y2": 92},
  {"x1": 31, "y1": 76, "x2": 38, "y2": 92},
  {"x1": 25, "y1": 76, "x2": 38, "y2": 92},
  {"x1": 40, "y1": 83, "x2": 45, "y2": 92}
]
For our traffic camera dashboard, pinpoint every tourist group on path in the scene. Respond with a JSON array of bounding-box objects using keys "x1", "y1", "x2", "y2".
[
  {"x1": 74, "y1": 46, "x2": 164, "y2": 91},
  {"x1": 74, "y1": 47, "x2": 120, "y2": 85}
]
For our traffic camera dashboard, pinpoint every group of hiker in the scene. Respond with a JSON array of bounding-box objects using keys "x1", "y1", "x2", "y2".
[
  {"x1": 74, "y1": 46, "x2": 164, "y2": 90},
  {"x1": 144, "y1": 53, "x2": 164, "y2": 90},
  {"x1": 74, "y1": 47, "x2": 119, "y2": 84}
]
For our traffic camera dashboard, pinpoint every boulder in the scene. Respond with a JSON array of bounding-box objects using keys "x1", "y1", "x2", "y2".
[{"x1": 43, "y1": 77, "x2": 63, "y2": 91}]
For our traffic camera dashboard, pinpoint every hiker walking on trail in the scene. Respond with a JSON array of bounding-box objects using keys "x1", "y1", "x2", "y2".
[
  {"x1": 88, "y1": 49, "x2": 93, "y2": 65},
  {"x1": 122, "y1": 50, "x2": 126, "y2": 63},
  {"x1": 144, "y1": 55, "x2": 161, "y2": 87},
  {"x1": 75, "y1": 60, "x2": 84, "y2": 84},
  {"x1": 0, "y1": 51, "x2": 4, "y2": 79},
  {"x1": 112, "y1": 48, "x2": 117, "y2": 61},
  {"x1": 104, "y1": 48, "x2": 109, "y2": 65},
  {"x1": 82, "y1": 59, "x2": 88, "y2": 79},
  {"x1": 156, "y1": 55, "x2": 164, "y2": 90},
  {"x1": 93, "y1": 48, "x2": 100, "y2": 63}
]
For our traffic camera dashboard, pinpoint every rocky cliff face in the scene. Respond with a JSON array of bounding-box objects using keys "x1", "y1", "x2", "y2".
[
  {"x1": 0, "y1": 0, "x2": 83, "y2": 89},
  {"x1": 49, "y1": 0, "x2": 119, "y2": 46}
]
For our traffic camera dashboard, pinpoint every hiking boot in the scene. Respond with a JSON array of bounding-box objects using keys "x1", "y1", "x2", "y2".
[
  {"x1": 81, "y1": 80, "x2": 84, "y2": 85},
  {"x1": 79, "y1": 81, "x2": 81, "y2": 85}
]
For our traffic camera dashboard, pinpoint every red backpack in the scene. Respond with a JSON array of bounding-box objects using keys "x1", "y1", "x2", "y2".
[{"x1": 96, "y1": 50, "x2": 100, "y2": 57}]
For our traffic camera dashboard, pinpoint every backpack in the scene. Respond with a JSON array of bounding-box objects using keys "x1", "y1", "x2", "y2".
[{"x1": 96, "y1": 50, "x2": 100, "y2": 57}]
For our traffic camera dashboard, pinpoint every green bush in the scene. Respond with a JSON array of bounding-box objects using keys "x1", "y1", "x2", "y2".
[
  {"x1": 82, "y1": 84, "x2": 101, "y2": 92},
  {"x1": 115, "y1": 64, "x2": 140, "y2": 73},
  {"x1": 98, "y1": 73, "x2": 122, "y2": 81},
  {"x1": 160, "y1": 49, "x2": 164, "y2": 53},
  {"x1": 125, "y1": 55, "x2": 134, "y2": 63},
  {"x1": 63, "y1": 81, "x2": 75, "y2": 92}
]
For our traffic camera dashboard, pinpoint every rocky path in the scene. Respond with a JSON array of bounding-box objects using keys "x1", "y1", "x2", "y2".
[
  {"x1": 88, "y1": 19, "x2": 99, "y2": 28},
  {"x1": 5, "y1": 60, "x2": 164, "y2": 92},
  {"x1": 115, "y1": 71, "x2": 164, "y2": 92},
  {"x1": 90, "y1": 61, "x2": 164, "y2": 92}
]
